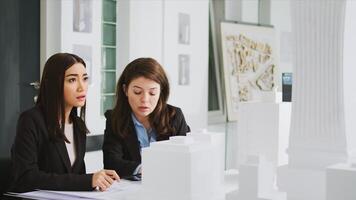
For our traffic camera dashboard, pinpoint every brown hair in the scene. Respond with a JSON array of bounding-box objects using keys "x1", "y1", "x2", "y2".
[
  {"x1": 36, "y1": 53, "x2": 89, "y2": 142},
  {"x1": 111, "y1": 57, "x2": 176, "y2": 138}
]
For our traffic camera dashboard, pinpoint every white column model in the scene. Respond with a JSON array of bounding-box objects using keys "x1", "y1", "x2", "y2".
[
  {"x1": 287, "y1": 0, "x2": 347, "y2": 169},
  {"x1": 325, "y1": 1, "x2": 356, "y2": 200},
  {"x1": 278, "y1": 1, "x2": 347, "y2": 200}
]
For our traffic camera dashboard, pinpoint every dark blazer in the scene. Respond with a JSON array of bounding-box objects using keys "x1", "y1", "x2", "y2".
[
  {"x1": 103, "y1": 105, "x2": 190, "y2": 177},
  {"x1": 9, "y1": 106, "x2": 93, "y2": 192}
]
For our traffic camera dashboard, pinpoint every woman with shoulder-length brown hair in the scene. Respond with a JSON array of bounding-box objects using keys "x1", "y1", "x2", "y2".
[{"x1": 103, "y1": 57, "x2": 190, "y2": 178}]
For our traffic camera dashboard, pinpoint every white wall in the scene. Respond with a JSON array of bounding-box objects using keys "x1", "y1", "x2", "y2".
[
  {"x1": 84, "y1": 151, "x2": 103, "y2": 173},
  {"x1": 344, "y1": 0, "x2": 356, "y2": 161},
  {"x1": 225, "y1": 0, "x2": 242, "y2": 21},
  {"x1": 163, "y1": 0, "x2": 209, "y2": 131},
  {"x1": 117, "y1": 0, "x2": 163, "y2": 74},
  {"x1": 270, "y1": 0, "x2": 292, "y2": 91},
  {"x1": 41, "y1": 0, "x2": 105, "y2": 135},
  {"x1": 224, "y1": 0, "x2": 259, "y2": 24},
  {"x1": 62, "y1": 0, "x2": 104, "y2": 136},
  {"x1": 241, "y1": 0, "x2": 259, "y2": 23},
  {"x1": 271, "y1": 0, "x2": 293, "y2": 85},
  {"x1": 117, "y1": 0, "x2": 209, "y2": 131},
  {"x1": 128, "y1": 1, "x2": 164, "y2": 64}
]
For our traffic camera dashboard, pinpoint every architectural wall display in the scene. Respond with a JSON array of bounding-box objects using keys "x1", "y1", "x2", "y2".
[{"x1": 221, "y1": 22, "x2": 277, "y2": 121}]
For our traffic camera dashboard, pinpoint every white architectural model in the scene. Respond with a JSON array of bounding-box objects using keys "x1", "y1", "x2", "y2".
[
  {"x1": 141, "y1": 132, "x2": 225, "y2": 200},
  {"x1": 277, "y1": 1, "x2": 356, "y2": 200},
  {"x1": 237, "y1": 102, "x2": 291, "y2": 168},
  {"x1": 326, "y1": 163, "x2": 356, "y2": 200},
  {"x1": 235, "y1": 156, "x2": 285, "y2": 200}
]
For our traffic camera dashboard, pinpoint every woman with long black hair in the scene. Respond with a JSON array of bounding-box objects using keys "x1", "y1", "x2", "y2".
[{"x1": 9, "y1": 53, "x2": 119, "y2": 192}]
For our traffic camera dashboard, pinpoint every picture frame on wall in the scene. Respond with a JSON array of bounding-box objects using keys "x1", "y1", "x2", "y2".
[
  {"x1": 178, "y1": 13, "x2": 190, "y2": 45},
  {"x1": 220, "y1": 22, "x2": 277, "y2": 121},
  {"x1": 73, "y1": 0, "x2": 93, "y2": 33}
]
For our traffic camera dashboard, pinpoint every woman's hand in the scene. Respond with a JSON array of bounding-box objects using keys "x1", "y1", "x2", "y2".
[{"x1": 92, "y1": 169, "x2": 120, "y2": 191}]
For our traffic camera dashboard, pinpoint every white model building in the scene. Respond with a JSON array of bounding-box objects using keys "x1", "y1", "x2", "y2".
[
  {"x1": 326, "y1": 163, "x2": 356, "y2": 200},
  {"x1": 141, "y1": 131, "x2": 225, "y2": 200}
]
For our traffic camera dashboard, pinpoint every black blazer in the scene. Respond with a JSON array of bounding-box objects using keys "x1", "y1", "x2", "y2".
[
  {"x1": 9, "y1": 107, "x2": 93, "y2": 192},
  {"x1": 103, "y1": 105, "x2": 190, "y2": 177}
]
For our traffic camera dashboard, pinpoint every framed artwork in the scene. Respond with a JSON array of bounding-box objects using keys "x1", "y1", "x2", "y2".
[
  {"x1": 221, "y1": 22, "x2": 277, "y2": 121},
  {"x1": 178, "y1": 54, "x2": 190, "y2": 85},
  {"x1": 178, "y1": 13, "x2": 190, "y2": 45},
  {"x1": 73, "y1": 0, "x2": 93, "y2": 33}
]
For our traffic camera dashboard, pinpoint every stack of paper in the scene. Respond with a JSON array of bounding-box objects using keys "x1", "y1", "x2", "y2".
[{"x1": 7, "y1": 180, "x2": 141, "y2": 200}]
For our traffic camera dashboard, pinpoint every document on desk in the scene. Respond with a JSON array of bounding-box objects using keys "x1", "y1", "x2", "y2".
[{"x1": 10, "y1": 180, "x2": 142, "y2": 200}]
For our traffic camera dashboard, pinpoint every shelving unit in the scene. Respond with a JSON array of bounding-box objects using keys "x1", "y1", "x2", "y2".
[{"x1": 101, "y1": 0, "x2": 117, "y2": 115}]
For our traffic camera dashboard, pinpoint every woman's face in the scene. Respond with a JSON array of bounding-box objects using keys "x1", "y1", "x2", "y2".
[
  {"x1": 126, "y1": 77, "x2": 161, "y2": 121},
  {"x1": 63, "y1": 63, "x2": 89, "y2": 110}
]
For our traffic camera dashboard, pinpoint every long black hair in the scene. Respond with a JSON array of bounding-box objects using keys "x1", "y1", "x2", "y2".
[{"x1": 36, "y1": 53, "x2": 89, "y2": 142}]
